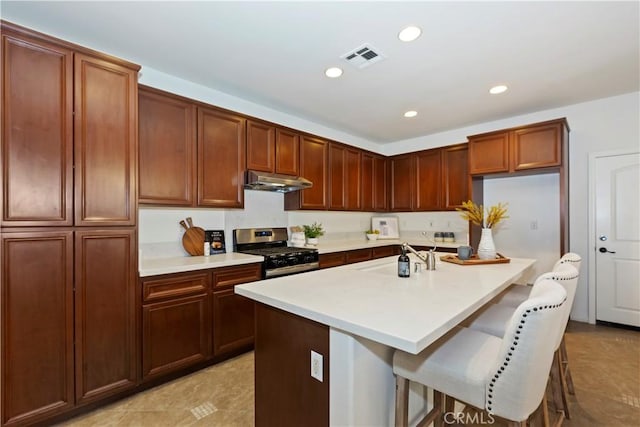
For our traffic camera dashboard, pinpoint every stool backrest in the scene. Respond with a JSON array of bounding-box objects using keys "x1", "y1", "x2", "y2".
[
  {"x1": 534, "y1": 264, "x2": 579, "y2": 349},
  {"x1": 552, "y1": 252, "x2": 582, "y2": 274},
  {"x1": 486, "y1": 279, "x2": 567, "y2": 422}
]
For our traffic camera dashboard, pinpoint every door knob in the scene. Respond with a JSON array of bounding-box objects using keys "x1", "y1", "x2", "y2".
[{"x1": 599, "y1": 247, "x2": 616, "y2": 254}]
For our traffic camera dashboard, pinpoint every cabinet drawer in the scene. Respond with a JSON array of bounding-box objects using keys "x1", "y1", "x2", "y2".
[
  {"x1": 345, "y1": 248, "x2": 372, "y2": 264},
  {"x1": 319, "y1": 252, "x2": 346, "y2": 269},
  {"x1": 372, "y1": 246, "x2": 397, "y2": 259},
  {"x1": 212, "y1": 263, "x2": 262, "y2": 290},
  {"x1": 142, "y1": 272, "x2": 209, "y2": 303}
]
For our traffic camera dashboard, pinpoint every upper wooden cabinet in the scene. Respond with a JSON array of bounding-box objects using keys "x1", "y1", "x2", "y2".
[
  {"x1": 1, "y1": 30, "x2": 73, "y2": 226},
  {"x1": 469, "y1": 119, "x2": 568, "y2": 175},
  {"x1": 275, "y1": 128, "x2": 299, "y2": 176},
  {"x1": 442, "y1": 144, "x2": 469, "y2": 209},
  {"x1": 285, "y1": 136, "x2": 328, "y2": 210},
  {"x1": 198, "y1": 107, "x2": 246, "y2": 208},
  {"x1": 329, "y1": 143, "x2": 361, "y2": 210},
  {"x1": 2, "y1": 25, "x2": 138, "y2": 227},
  {"x1": 389, "y1": 154, "x2": 415, "y2": 211},
  {"x1": 246, "y1": 121, "x2": 300, "y2": 176},
  {"x1": 138, "y1": 87, "x2": 197, "y2": 205},
  {"x1": 390, "y1": 144, "x2": 468, "y2": 212},
  {"x1": 74, "y1": 54, "x2": 138, "y2": 226},
  {"x1": 138, "y1": 87, "x2": 246, "y2": 208},
  {"x1": 415, "y1": 149, "x2": 442, "y2": 211},
  {"x1": 246, "y1": 120, "x2": 276, "y2": 173}
]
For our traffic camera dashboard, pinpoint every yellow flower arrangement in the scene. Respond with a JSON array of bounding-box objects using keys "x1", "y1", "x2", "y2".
[{"x1": 456, "y1": 200, "x2": 509, "y2": 229}]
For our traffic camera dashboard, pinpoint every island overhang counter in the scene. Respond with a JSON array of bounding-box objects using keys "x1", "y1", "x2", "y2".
[{"x1": 235, "y1": 254, "x2": 536, "y2": 427}]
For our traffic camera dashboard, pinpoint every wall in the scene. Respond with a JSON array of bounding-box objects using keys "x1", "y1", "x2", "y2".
[{"x1": 483, "y1": 173, "x2": 560, "y2": 284}]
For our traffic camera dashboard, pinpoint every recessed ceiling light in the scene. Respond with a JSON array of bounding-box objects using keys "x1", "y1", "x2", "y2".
[
  {"x1": 404, "y1": 110, "x2": 418, "y2": 118},
  {"x1": 398, "y1": 26, "x2": 422, "y2": 42},
  {"x1": 325, "y1": 67, "x2": 343, "y2": 78},
  {"x1": 489, "y1": 85, "x2": 508, "y2": 94}
]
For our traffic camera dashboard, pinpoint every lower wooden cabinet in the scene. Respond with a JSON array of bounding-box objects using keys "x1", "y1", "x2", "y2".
[
  {"x1": 345, "y1": 248, "x2": 372, "y2": 264},
  {"x1": 212, "y1": 289, "x2": 255, "y2": 356},
  {"x1": 1, "y1": 230, "x2": 74, "y2": 426},
  {"x1": 211, "y1": 263, "x2": 262, "y2": 358},
  {"x1": 319, "y1": 252, "x2": 346, "y2": 269},
  {"x1": 140, "y1": 263, "x2": 261, "y2": 380},
  {"x1": 1, "y1": 228, "x2": 137, "y2": 426},
  {"x1": 372, "y1": 245, "x2": 398, "y2": 258},
  {"x1": 141, "y1": 271, "x2": 211, "y2": 380}
]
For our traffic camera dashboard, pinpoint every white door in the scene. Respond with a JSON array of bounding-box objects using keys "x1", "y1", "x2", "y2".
[{"x1": 595, "y1": 152, "x2": 640, "y2": 327}]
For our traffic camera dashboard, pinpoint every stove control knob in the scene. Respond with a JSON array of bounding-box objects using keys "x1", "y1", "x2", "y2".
[
  {"x1": 304, "y1": 255, "x2": 315, "y2": 263},
  {"x1": 287, "y1": 256, "x2": 299, "y2": 265}
]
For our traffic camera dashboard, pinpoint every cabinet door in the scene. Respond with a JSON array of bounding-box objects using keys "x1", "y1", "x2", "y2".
[
  {"x1": 138, "y1": 88, "x2": 197, "y2": 205},
  {"x1": 415, "y1": 149, "x2": 442, "y2": 211},
  {"x1": 329, "y1": 144, "x2": 346, "y2": 210},
  {"x1": 275, "y1": 128, "x2": 299, "y2": 176},
  {"x1": 74, "y1": 54, "x2": 137, "y2": 225},
  {"x1": 442, "y1": 144, "x2": 469, "y2": 209},
  {"x1": 319, "y1": 252, "x2": 346, "y2": 269},
  {"x1": 468, "y1": 132, "x2": 509, "y2": 175},
  {"x1": 361, "y1": 153, "x2": 375, "y2": 211},
  {"x1": 512, "y1": 122, "x2": 563, "y2": 171},
  {"x1": 373, "y1": 156, "x2": 388, "y2": 211},
  {"x1": 389, "y1": 154, "x2": 414, "y2": 211},
  {"x1": 1, "y1": 231, "x2": 74, "y2": 425},
  {"x1": 246, "y1": 120, "x2": 275, "y2": 173},
  {"x1": 75, "y1": 228, "x2": 137, "y2": 404},
  {"x1": 298, "y1": 136, "x2": 328, "y2": 209},
  {"x1": 345, "y1": 148, "x2": 361, "y2": 211},
  {"x1": 345, "y1": 248, "x2": 372, "y2": 264},
  {"x1": 1, "y1": 31, "x2": 73, "y2": 226},
  {"x1": 142, "y1": 294, "x2": 211, "y2": 379},
  {"x1": 212, "y1": 289, "x2": 255, "y2": 357},
  {"x1": 372, "y1": 245, "x2": 397, "y2": 259},
  {"x1": 198, "y1": 107, "x2": 246, "y2": 208}
]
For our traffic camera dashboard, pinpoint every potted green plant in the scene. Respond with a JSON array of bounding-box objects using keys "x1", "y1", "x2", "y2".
[
  {"x1": 365, "y1": 229, "x2": 380, "y2": 241},
  {"x1": 303, "y1": 222, "x2": 324, "y2": 246}
]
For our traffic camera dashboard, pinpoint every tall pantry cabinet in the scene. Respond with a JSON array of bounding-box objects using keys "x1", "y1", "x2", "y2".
[{"x1": 1, "y1": 22, "x2": 138, "y2": 426}]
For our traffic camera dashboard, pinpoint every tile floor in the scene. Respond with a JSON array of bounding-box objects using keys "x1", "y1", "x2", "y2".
[{"x1": 58, "y1": 321, "x2": 639, "y2": 426}]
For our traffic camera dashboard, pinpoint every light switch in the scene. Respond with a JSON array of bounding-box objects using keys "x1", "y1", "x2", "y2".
[{"x1": 311, "y1": 350, "x2": 323, "y2": 382}]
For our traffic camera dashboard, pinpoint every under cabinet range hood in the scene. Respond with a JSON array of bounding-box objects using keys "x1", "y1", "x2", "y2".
[{"x1": 244, "y1": 170, "x2": 313, "y2": 193}]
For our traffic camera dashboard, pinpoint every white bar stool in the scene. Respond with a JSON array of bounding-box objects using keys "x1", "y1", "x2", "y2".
[
  {"x1": 465, "y1": 264, "x2": 579, "y2": 421},
  {"x1": 393, "y1": 279, "x2": 568, "y2": 427}
]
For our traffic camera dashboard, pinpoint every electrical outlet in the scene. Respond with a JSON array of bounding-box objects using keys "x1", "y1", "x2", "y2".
[
  {"x1": 311, "y1": 350, "x2": 323, "y2": 382},
  {"x1": 530, "y1": 220, "x2": 538, "y2": 230}
]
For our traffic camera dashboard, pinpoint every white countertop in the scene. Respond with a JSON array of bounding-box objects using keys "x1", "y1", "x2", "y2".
[
  {"x1": 139, "y1": 252, "x2": 264, "y2": 277},
  {"x1": 235, "y1": 254, "x2": 535, "y2": 354},
  {"x1": 138, "y1": 237, "x2": 464, "y2": 277}
]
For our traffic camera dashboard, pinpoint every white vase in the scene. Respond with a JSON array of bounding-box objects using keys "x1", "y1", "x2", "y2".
[
  {"x1": 306, "y1": 237, "x2": 319, "y2": 246},
  {"x1": 477, "y1": 228, "x2": 497, "y2": 260}
]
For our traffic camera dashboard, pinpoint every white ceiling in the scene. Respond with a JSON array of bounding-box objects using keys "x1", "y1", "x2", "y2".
[{"x1": 2, "y1": 1, "x2": 638, "y2": 144}]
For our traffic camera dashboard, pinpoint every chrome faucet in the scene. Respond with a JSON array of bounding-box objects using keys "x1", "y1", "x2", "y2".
[{"x1": 402, "y1": 242, "x2": 437, "y2": 270}]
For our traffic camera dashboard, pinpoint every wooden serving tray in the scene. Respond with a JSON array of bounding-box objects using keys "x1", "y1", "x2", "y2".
[{"x1": 440, "y1": 253, "x2": 510, "y2": 265}]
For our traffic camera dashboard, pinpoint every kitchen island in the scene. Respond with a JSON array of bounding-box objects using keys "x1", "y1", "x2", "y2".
[{"x1": 236, "y1": 254, "x2": 536, "y2": 427}]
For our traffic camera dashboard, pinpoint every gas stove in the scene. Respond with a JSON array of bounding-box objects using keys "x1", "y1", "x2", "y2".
[{"x1": 233, "y1": 228, "x2": 319, "y2": 279}]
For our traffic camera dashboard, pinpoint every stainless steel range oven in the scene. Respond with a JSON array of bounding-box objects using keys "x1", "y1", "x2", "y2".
[{"x1": 233, "y1": 227, "x2": 319, "y2": 279}]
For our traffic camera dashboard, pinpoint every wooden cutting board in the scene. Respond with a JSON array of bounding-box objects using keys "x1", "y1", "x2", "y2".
[{"x1": 181, "y1": 217, "x2": 205, "y2": 256}]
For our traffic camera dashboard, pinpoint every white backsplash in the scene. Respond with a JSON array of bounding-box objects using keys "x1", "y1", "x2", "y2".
[{"x1": 139, "y1": 190, "x2": 470, "y2": 258}]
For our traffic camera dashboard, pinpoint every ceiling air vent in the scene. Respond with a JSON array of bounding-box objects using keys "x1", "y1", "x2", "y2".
[{"x1": 341, "y1": 44, "x2": 386, "y2": 69}]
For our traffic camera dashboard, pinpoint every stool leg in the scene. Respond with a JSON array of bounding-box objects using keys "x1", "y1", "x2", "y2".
[
  {"x1": 395, "y1": 376, "x2": 409, "y2": 427},
  {"x1": 560, "y1": 336, "x2": 576, "y2": 395},
  {"x1": 550, "y1": 349, "x2": 571, "y2": 420}
]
